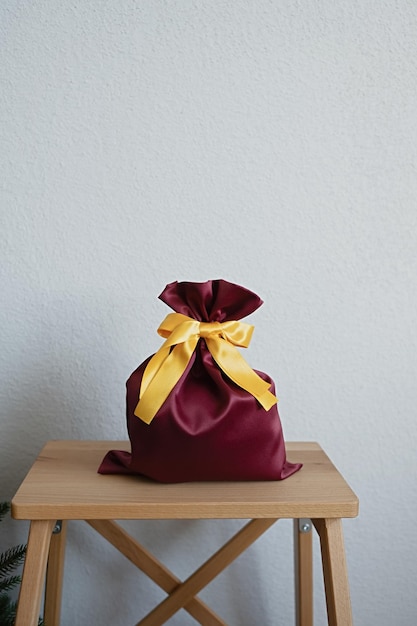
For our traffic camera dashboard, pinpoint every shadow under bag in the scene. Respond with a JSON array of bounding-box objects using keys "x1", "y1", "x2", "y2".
[{"x1": 99, "y1": 279, "x2": 301, "y2": 482}]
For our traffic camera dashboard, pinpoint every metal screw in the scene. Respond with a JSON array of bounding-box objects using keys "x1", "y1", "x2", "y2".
[
  {"x1": 53, "y1": 520, "x2": 62, "y2": 534},
  {"x1": 299, "y1": 519, "x2": 312, "y2": 533}
]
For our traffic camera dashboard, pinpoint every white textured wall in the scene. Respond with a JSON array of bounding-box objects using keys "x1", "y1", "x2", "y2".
[{"x1": 1, "y1": 1, "x2": 417, "y2": 624}]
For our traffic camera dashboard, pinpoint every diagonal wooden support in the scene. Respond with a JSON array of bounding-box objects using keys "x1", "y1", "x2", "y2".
[
  {"x1": 293, "y1": 519, "x2": 313, "y2": 626},
  {"x1": 44, "y1": 520, "x2": 68, "y2": 626},
  {"x1": 87, "y1": 519, "x2": 227, "y2": 625},
  {"x1": 313, "y1": 518, "x2": 353, "y2": 626},
  {"x1": 136, "y1": 517, "x2": 278, "y2": 626},
  {"x1": 15, "y1": 519, "x2": 56, "y2": 626}
]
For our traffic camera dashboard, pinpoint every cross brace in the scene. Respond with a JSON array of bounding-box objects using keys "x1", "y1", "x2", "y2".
[{"x1": 87, "y1": 517, "x2": 278, "y2": 626}]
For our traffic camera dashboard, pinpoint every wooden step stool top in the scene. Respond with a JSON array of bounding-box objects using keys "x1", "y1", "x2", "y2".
[{"x1": 12, "y1": 440, "x2": 358, "y2": 521}]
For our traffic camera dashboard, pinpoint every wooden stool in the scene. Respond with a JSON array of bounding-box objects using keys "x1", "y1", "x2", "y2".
[{"x1": 11, "y1": 441, "x2": 358, "y2": 626}]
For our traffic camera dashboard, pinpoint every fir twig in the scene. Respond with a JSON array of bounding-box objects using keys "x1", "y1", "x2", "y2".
[
  {"x1": 0, "y1": 593, "x2": 18, "y2": 626},
  {"x1": 0, "y1": 502, "x2": 10, "y2": 522},
  {"x1": 0, "y1": 544, "x2": 26, "y2": 578},
  {"x1": 0, "y1": 574, "x2": 22, "y2": 594}
]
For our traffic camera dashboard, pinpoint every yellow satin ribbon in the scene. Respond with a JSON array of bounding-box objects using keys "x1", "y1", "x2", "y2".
[{"x1": 134, "y1": 312, "x2": 277, "y2": 424}]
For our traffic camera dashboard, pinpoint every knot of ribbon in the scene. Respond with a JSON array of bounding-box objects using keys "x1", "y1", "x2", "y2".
[{"x1": 134, "y1": 312, "x2": 277, "y2": 424}]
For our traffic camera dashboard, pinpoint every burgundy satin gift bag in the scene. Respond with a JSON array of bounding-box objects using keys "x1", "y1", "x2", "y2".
[{"x1": 99, "y1": 279, "x2": 301, "y2": 482}]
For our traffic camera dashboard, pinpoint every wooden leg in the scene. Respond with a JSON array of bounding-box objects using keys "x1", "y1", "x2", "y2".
[
  {"x1": 136, "y1": 518, "x2": 278, "y2": 626},
  {"x1": 44, "y1": 520, "x2": 68, "y2": 626},
  {"x1": 87, "y1": 519, "x2": 227, "y2": 626},
  {"x1": 15, "y1": 519, "x2": 56, "y2": 626},
  {"x1": 294, "y1": 519, "x2": 313, "y2": 626},
  {"x1": 313, "y1": 519, "x2": 353, "y2": 626}
]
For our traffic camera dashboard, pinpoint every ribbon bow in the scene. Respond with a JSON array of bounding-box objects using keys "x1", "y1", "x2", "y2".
[{"x1": 134, "y1": 312, "x2": 277, "y2": 424}]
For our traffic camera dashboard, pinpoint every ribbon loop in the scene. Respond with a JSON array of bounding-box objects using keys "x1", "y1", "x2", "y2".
[
  {"x1": 134, "y1": 313, "x2": 277, "y2": 424},
  {"x1": 199, "y1": 321, "x2": 222, "y2": 338}
]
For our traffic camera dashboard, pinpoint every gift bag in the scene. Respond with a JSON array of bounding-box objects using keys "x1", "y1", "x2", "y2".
[{"x1": 99, "y1": 279, "x2": 301, "y2": 482}]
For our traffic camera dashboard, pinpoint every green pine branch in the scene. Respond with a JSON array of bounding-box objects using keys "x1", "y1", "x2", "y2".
[
  {"x1": 0, "y1": 545, "x2": 26, "y2": 579},
  {"x1": 0, "y1": 502, "x2": 10, "y2": 522},
  {"x1": 0, "y1": 574, "x2": 22, "y2": 595},
  {"x1": 0, "y1": 593, "x2": 18, "y2": 626}
]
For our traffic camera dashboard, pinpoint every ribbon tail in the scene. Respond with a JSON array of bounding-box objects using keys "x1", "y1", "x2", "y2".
[
  {"x1": 206, "y1": 337, "x2": 278, "y2": 411},
  {"x1": 139, "y1": 346, "x2": 170, "y2": 398},
  {"x1": 134, "y1": 338, "x2": 199, "y2": 424}
]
